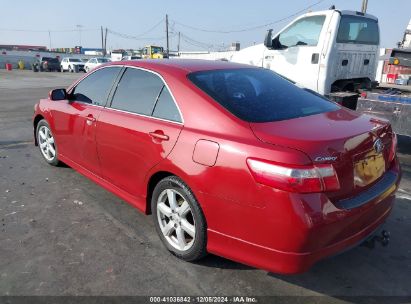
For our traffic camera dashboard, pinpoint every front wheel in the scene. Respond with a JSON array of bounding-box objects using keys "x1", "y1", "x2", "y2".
[
  {"x1": 152, "y1": 176, "x2": 207, "y2": 261},
  {"x1": 36, "y1": 120, "x2": 60, "y2": 166}
]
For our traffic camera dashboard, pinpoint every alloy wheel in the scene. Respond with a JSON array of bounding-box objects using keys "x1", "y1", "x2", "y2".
[
  {"x1": 156, "y1": 189, "x2": 196, "y2": 251},
  {"x1": 38, "y1": 125, "x2": 56, "y2": 162}
]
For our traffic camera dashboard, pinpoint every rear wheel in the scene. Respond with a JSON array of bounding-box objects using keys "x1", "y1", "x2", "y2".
[
  {"x1": 36, "y1": 120, "x2": 60, "y2": 166},
  {"x1": 152, "y1": 176, "x2": 207, "y2": 261}
]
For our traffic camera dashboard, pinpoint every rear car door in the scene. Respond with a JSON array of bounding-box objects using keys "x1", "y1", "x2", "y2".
[
  {"x1": 51, "y1": 66, "x2": 122, "y2": 174},
  {"x1": 96, "y1": 67, "x2": 183, "y2": 198}
]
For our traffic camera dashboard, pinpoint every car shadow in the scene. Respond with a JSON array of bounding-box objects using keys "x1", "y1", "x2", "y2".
[{"x1": 194, "y1": 254, "x2": 253, "y2": 270}]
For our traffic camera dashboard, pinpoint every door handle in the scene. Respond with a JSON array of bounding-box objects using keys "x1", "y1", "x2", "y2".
[
  {"x1": 149, "y1": 130, "x2": 169, "y2": 141},
  {"x1": 85, "y1": 114, "x2": 96, "y2": 125},
  {"x1": 86, "y1": 115, "x2": 96, "y2": 122}
]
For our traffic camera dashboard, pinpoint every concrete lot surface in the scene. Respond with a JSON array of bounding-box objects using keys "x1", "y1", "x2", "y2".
[{"x1": 0, "y1": 70, "x2": 410, "y2": 301}]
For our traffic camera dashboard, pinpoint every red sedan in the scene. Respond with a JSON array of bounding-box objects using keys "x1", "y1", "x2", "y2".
[{"x1": 33, "y1": 59, "x2": 401, "y2": 274}]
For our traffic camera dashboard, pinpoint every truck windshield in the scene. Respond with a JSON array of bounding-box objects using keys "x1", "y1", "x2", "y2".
[
  {"x1": 188, "y1": 68, "x2": 338, "y2": 123},
  {"x1": 151, "y1": 47, "x2": 163, "y2": 54},
  {"x1": 337, "y1": 15, "x2": 379, "y2": 45}
]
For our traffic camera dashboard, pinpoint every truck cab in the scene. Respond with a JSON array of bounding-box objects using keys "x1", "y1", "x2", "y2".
[
  {"x1": 142, "y1": 45, "x2": 167, "y2": 59},
  {"x1": 231, "y1": 9, "x2": 379, "y2": 97}
]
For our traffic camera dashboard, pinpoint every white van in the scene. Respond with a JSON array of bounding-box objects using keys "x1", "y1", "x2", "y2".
[{"x1": 231, "y1": 9, "x2": 380, "y2": 97}]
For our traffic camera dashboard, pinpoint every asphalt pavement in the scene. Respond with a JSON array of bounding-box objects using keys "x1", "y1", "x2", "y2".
[{"x1": 0, "y1": 70, "x2": 410, "y2": 301}]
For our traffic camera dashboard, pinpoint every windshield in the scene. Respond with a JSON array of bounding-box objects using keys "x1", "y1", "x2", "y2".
[
  {"x1": 151, "y1": 47, "x2": 163, "y2": 54},
  {"x1": 337, "y1": 15, "x2": 379, "y2": 45},
  {"x1": 188, "y1": 68, "x2": 338, "y2": 123},
  {"x1": 69, "y1": 58, "x2": 81, "y2": 62}
]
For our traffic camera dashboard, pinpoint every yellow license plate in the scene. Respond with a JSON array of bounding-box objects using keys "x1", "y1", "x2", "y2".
[{"x1": 354, "y1": 153, "x2": 386, "y2": 187}]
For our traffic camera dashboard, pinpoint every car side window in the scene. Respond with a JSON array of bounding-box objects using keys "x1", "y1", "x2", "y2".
[
  {"x1": 71, "y1": 67, "x2": 121, "y2": 106},
  {"x1": 152, "y1": 86, "x2": 182, "y2": 122},
  {"x1": 110, "y1": 68, "x2": 164, "y2": 115}
]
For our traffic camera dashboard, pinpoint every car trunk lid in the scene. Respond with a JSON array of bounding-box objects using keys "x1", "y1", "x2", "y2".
[{"x1": 249, "y1": 109, "x2": 394, "y2": 201}]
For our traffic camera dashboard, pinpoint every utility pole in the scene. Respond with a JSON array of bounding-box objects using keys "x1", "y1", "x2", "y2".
[
  {"x1": 101, "y1": 26, "x2": 104, "y2": 55},
  {"x1": 166, "y1": 14, "x2": 169, "y2": 57},
  {"x1": 361, "y1": 0, "x2": 368, "y2": 13},
  {"x1": 104, "y1": 28, "x2": 108, "y2": 56},
  {"x1": 48, "y1": 30, "x2": 52, "y2": 50},
  {"x1": 76, "y1": 24, "x2": 83, "y2": 46},
  {"x1": 177, "y1": 32, "x2": 181, "y2": 54}
]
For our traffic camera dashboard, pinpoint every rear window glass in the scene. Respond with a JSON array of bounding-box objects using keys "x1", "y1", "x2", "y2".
[
  {"x1": 188, "y1": 68, "x2": 338, "y2": 123},
  {"x1": 337, "y1": 15, "x2": 379, "y2": 45},
  {"x1": 43, "y1": 57, "x2": 59, "y2": 62}
]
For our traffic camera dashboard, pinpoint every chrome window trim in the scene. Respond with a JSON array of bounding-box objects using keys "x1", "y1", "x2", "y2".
[
  {"x1": 104, "y1": 106, "x2": 183, "y2": 125},
  {"x1": 68, "y1": 64, "x2": 184, "y2": 125}
]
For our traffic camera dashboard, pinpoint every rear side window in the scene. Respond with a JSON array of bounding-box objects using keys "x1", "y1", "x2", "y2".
[
  {"x1": 153, "y1": 86, "x2": 182, "y2": 122},
  {"x1": 337, "y1": 15, "x2": 379, "y2": 45},
  {"x1": 188, "y1": 68, "x2": 338, "y2": 123},
  {"x1": 72, "y1": 67, "x2": 122, "y2": 106},
  {"x1": 111, "y1": 68, "x2": 164, "y2": 115}
]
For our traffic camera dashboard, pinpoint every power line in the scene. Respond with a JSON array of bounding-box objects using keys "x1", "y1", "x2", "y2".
[
  {"x1": 0, "y1": 28, "x2": 99, "y2": 33},
  {"x1": 172, "y1": 0, "x2": 326, "y2": 34}
]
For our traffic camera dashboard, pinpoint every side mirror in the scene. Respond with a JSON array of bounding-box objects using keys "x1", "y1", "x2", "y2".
[
  {"x1": 49, "y1": 88, "x2": 67, "y2": 101},
  {"x1": 264, "y1": 29, "x2": 273, "y2": 48}
]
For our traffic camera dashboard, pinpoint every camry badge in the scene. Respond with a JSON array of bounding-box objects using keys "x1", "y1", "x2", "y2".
[{"x1": 373, "y1": 138, "x2": 384, "y2": 154}]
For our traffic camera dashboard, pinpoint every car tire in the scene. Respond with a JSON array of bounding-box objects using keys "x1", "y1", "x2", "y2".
[
  {"x1": 85, "y1": 66, "x2": 89, "y2": 73},
  {"x1": 151, "y1": 176, "x2": 207, "y2": 262},
  {"x1": 36, "y1": 120, "x2": 60, "y2": 166}
]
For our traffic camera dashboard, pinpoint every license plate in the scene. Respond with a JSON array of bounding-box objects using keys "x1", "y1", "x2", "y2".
[{"x1": 353, "y1": 153, "x2": 386, "y2": 187}]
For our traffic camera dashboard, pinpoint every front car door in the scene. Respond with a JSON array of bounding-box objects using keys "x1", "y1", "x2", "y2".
[
  {"x1": 51, "y1": 66, "x2": 122, "y2": 174},
  {"x1": 263, "y1": 14, "x2": 329, "y2": 91},
  {"x1": 96, "y1": 67, "x2": 183, "y2": 199}
]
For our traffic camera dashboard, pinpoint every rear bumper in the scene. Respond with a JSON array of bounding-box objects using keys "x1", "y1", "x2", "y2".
[
  {"x1": 204, "y1": 162, "x2": 401, "y2": 274},
  {"x1": 207, "y1": 196, "x2": 393, "y2": 274}
]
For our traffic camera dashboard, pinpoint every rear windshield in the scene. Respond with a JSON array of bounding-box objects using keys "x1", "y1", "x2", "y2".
[
  {"x1": 337, "y1": 15, "x2": 379, "y2": 45},
  {"x1": 43, "y1": 57, "x2": 59, "y2": 62},
  {"x1": 188, "y1": 68, "x2": 338, "y2": 123}
]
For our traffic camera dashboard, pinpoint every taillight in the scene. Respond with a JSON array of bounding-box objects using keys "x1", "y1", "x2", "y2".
[
  {"x1": 389, "y1": 132, "x2": 397, "y2": 163},
  {"x1": 246, "y1": 158, "x2": 340, "y2": 193}
]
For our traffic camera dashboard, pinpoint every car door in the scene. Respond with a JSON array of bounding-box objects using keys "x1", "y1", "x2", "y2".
[
  {"x1": 263, "y1": 14, "x2": 328, "y2": 91},
  {"x1": 50, "y1": 66, "x2": 122, "y2": 174},
  {"x1": 96, "y1": 67, "x2": 183, "y2": 198}
]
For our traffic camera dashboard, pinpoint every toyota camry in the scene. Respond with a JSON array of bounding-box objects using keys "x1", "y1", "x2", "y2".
[{"x1": 33, "y1": 59, "x2": 401, "y2": 274}]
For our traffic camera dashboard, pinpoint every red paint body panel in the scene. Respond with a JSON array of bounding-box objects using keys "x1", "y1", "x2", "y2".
[{"x1": 33, "y1": 59, "x2": 401, "y2": 274}]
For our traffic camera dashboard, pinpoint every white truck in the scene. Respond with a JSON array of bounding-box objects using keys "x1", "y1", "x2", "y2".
[{"x1": 231, "y1": 8, "x2": 380, "y2": 108}]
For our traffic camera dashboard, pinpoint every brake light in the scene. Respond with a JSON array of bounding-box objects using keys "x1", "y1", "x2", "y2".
[
  {"x1": 246, "y1": 158, "x2": 340, "y2": 193},
  {"x1": 389, "y1": 132, "x2": 397, "y2": 162}
]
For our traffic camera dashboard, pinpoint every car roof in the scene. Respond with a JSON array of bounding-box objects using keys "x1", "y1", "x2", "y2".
[{"x1": 108, "y1": 59, "x2": 253, "y2": 74}]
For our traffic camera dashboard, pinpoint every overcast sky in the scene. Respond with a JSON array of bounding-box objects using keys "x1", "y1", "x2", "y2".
[{"x1": 1, "y1": 0, "x2": 410, "y2": 51}]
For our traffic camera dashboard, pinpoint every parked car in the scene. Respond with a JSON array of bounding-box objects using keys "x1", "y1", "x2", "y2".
[
  {"x1": 32, "y1": 56, "x2": 60, "y2": 72},
  {"x1": 84, "y1": 57, "x2": 111, "y2": 72},
  {"x1": 121, "y1": 55, "x2": 142, "y2": 61},
  {"x1": 33, "y1": 60, "x2": 401, "y2": 274},
  {"x1": 60, "y1": 57, "x2": 85, "y2": 73}
]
